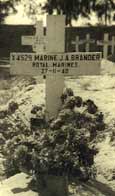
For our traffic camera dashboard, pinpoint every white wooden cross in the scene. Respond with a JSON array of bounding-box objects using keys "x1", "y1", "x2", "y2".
[
  {"x1": 22, "y1": 21, "x2": 46, "y2": 53},
  {"x1": 45, "y1": 15, "x2": 65, "y2": 118},
  {"x1": 71, "y1": 36, "x2": 82, "y2": 52},
  {"x1": 111, "y1": 36, "x2": 115, "y2": 54},
  {"x1": 97, "y1": 33, "x2": 109, "y2": 59},
  {"x1": 97, "y1": 33, "x2": 115, "y2": 59},
  {"x1": 10, "y1": 16, "x2": 101, "y2": 120},
  {"x1": 12, "y1": 15, "x2": 66, "y2": 119},
  {"x1": 84, "y1": 34, "x2": 95, "y2": 52},
  {"x1": 71, "y1": 33, "x2": 95, "y2": 52},
  {"x1": 33, "y1": 21, "x2": 46, "y2": 52}
]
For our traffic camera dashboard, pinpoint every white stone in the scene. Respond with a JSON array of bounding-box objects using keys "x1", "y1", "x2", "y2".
[{"x1": 11, "y1": 16, "x2": 66, "y2": 119}]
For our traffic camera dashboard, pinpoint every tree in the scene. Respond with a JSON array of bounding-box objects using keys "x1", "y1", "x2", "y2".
[
  {"x1": 42, "y1": 0, "x2": 94, "y2": 26},
  {"x1": 22, "y1": 0, "x2": 96, "y2": 26},
  {"x1": 94, "y1": 0, "x2": 115, "y2": 25},
  {"x1": 1, "y1": 0, "x2": 115, "y2": 26},
  {"x1": 0, "y1": 0, "x2": 20, "y2": 23},
  {"x1": 42, "y1": 0, "x2": 115, "y2": 26}
]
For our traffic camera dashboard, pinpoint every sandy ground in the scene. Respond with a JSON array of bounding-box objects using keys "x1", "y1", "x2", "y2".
[{"x1": 0, "y1": 173, "x2": 37, "y2": 196}]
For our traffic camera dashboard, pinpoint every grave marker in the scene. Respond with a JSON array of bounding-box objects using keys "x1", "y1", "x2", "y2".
[
  {"x1": 22, "y1": 21, "x2": 46, "y2": 53},
  {"x1": 111, "y1": 36, "x2": 115, "y2": 54},
  {"x1": 71, "y1": 36, "x2": 82, "y2": 52},
  {"x1": 33, "y1": 21, "x2": 46, "y2": 52},
  {"x1": 85, "y1": 34, "x2": 95, "y2": 52},
  {"x1": 97, "y1": 33, "x2": 109, "y2": 59},
  {"x1": 45, "y1": 15, "x2": 65, "y2": 118},
  {"x1": 10, "y1": 15, "x2": 101, "y2": 119},
  {"x1": 21, "y1": 15, "x2": 66, "y2": 117},
  {"x1": 12, "y1": 15, "x2": 65, "y2": 119},
  {"x1": 71, "y1": 34, "x2": 95, "y2": 52},
  {"x1": 97, "y1": 33, "x2": 115, "y2": 58}
]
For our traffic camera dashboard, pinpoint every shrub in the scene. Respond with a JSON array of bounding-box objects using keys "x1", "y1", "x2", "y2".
[{"x1": 3, "y1": 88, "x2": 105, "y2": 185}]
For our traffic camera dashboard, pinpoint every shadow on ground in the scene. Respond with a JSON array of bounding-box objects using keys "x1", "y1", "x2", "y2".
[
  {"x1": 11, "y1": 178, "x2": 115, "y2": 196},
  {"x1": 83, "y1": 179, "x2": 115, "y2": 196},
  {"x1": 11, "y1": 187, "x2": 30, "y2": 194},
  {"x1": 11, "y1": 179, "x2": 37, "y2": 194}
]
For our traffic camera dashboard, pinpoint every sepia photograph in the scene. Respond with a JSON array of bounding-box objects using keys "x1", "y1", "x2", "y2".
[{"x1": 0, "y1": 0, "x2": 115, "y2": 195}]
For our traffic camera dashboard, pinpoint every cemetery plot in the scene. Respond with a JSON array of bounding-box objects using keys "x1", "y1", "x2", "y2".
[{"x1": 10, "y1": 52, "x2": 101, "y2": 76}]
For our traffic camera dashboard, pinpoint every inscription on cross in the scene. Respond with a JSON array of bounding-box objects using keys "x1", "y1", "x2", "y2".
[
  {"x1": 10, "y1": 15, "x2": 101, "y2": 120},
  {"x1": 71, "y1": 33, "x2": 95, "y2": 52}
]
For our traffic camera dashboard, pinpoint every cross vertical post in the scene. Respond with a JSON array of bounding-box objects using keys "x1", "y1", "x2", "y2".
[
  {"x1": 45, "y1": 15, "x2": 65, "y2": 119},
  {"x1": 111, "y1": 36, "x2": 115, "y2": 54},
  {"x1": 83, "y1": 33, "x2": 95, "y2": 52},
  {"x1": 85, "y1": 34, "x2": 92, "y2": 52},
  {"x1": 33, "y1": 21, "x2": 46, "y2": 53},
  {"x1": 97, "y1": 33, "x2": 109, "y2": 59},
  {"x1": 71, "y1": 36, "x2": 80, "y2": 52}
]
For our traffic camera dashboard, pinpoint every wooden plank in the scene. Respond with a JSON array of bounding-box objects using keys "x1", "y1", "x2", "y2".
[
  {"x1": 10, "y1": 52, "x2": 101, "y2": 76},
  {"x1": 46, "y1": 15, "x2": 65, "y2": 53}
]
